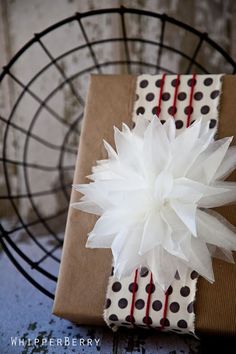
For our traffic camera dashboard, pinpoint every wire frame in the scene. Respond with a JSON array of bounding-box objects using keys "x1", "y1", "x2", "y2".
[{"x1": 0, "y1": 7, "x2": 236, "y2": 299}]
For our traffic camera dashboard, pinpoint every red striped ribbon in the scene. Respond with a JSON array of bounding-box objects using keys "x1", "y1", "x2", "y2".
[
  {"x1": 172, "y1": 74, "x2": 180, "y2": 117},
  {"x1": 156, "y1": 73, "x2": 166, "y2": 117},
  {"x1": 129, "y1": 73, "x2": 196, "y2": 330},
  {"x1": 186, "y1": 73, "x2": 196, "y2": 127},
  {"x1": 129, "y1": 269, "x2": 138, "y2": 325},
  {"x1": 145, "y1": 273, "x2": 153, "y2": 326}
]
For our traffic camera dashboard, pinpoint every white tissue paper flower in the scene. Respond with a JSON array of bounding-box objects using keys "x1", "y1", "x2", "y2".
[{"x1": 72, "y1": 116, "x2": 236, "y2": 290}]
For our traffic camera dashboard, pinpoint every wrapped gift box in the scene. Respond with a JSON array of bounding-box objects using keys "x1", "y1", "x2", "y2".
[{"x1": 53, "y1": 74, "x2": 236, "y2": 336}]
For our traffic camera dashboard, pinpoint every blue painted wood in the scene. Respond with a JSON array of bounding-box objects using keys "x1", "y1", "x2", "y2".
[{"x1": 0, "y1": 251, "x2": 200, "y2": 354}]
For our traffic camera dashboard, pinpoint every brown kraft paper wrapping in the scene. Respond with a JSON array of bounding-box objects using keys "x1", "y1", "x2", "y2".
[{"x1": 53, "y1": 74, "x2": 236, "y2": 336}]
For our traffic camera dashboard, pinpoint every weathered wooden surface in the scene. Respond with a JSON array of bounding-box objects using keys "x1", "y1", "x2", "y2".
[{"x1": 0, "y1": 250, "x2": 200, "y2": 354}]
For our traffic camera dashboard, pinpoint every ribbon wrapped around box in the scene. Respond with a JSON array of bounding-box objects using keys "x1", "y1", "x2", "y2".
[{"x1": 53, "y1": 74, "x2": 236, "y2": 336}]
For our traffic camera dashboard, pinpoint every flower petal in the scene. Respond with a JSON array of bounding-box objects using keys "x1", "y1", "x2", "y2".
[
  {"x1": 214, "y1": 146, "x2": 236, "y2": 180},
  {"x1": 207, "y1": 245, "x2": 235, "y2": 263},
  {"x1": 139, "y1": 212, "x2": 171, "y2": 255},
  {"x1": 132, "y1": 115, "x2": 150, "y2": 137},
  {"x1": 187, "y1": 137, "x2": 233, "y2": 183},
  {"x1": 181, "y1": 236, "x2": 214, "y2": 282},
  {"x1": 89, "y1": 211, "x2": 124, "y2": 237},
  {"x1": 154, "y1": 171, "x2": 173, "y2": 203},
  {"x1": 163, "y1": 117, "x2": 176, "y2": 142},
  {"x1": 86, "y1": 232, "x2": 115, "y2": 248},
  {"x1": 169, "y1": 119, "x2": 203, "y2": 177},
  {"x1": 143, "y1": 117, "x2": 171, "y2": 174},
  {"x1": 170, "y1": 200, "x2": 197, "y2": 236},
  {"x1": 198, "y1": 181, "x2": 236, "y2": 208},
  {"x1": 113, "y1": 225, "x2": 143, "y2": 278},
  {"x1": 73, "y1": 183, "x2": 112, "y2": 210},
  {"x1": 147, "y1": 247, "x2": 177, "y2": 291},
  {"x1": 196, "y1": 209, "x2": 236, "y2": 251},
  {"x1": 103, "y1": 139, "x2": 118, "y2": 160},
  {"x1": 71, "y1": 201, "x2": 103, "y2": 215}
]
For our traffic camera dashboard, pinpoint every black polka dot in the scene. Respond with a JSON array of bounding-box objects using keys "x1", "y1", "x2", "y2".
[
  {"x1": 105, "y1": 298, "x2": 111, "y2": 309},
  {"x1": 190, "y1": 270, "x2": 198, "y2": 280},
  {"x1": 112, "y1": 282, "x2": 122, "y2": 292},
  {"x1": 132, "y1": 121, "x2": 136, "y2": 129},
  {"x1": 178, "y1": 92, "x2": 187, "y2": 101},
  {"x1": 171, "y1": 78, "x2": 180, "y2": 87},
  {"x1": 210, "y1": 90, "x2": 220, "y2": 99},
  {"x1": 167, "y1": 286, "x2": 173, "y2": 295},
  {"x1": 175, "y1": 271, "x2": 180, "y2": 280},
  {"x1": 155, "y1": 79, "x2": 162, "y2": 87},
  {"x1": 129, "y1": 282, "x2": 138, "y2": 293},
  {"x1": 187, "y1": 78, "x2": 197, "y2": 87},
  {"x1": 136, "y1": 106, "x2": 145, "y2": 115},
  {"x1": 143, "y1": 316, "x2": 152, "y2": 325},
  {"x1": 194, "y1": 91, "x2": 203, "y2": 100},
  {"x1": 152, "y1": 300, "x2": 162, "y2": 311},
  {"x1": 162, "y1": 92, "x2": 171, "y2": 101},
  {"x1": 125, "y1": 315, "x2": 135, "y2": 323},
  {"x1": 140, "y1": 79, "x2": 148, "y2": 88},
  {"x1": 118, "y1": 298, "x2": 128, "y2": 309},
  {"x1": 177, "y1": 319, "x2": 188, "y2": 328},
  {"x1": 146, "y1": 93, "x2": 155, "y2": 101},
  {"x1": 170, "y1": 302, "x2": 180, "y2": 313},
  {"x1": 140, "y1": 267, "x2": 149, "y2": 277},
  {"x1": 135, "y1": 94, "x2": 139, "y2": 101},
  {"x1": 109, "y1": 314, "x2": 118, "y2": 321},
  {"x1": 190, "y1": 120, "x2": 196, "y2": 125},
  {"x1": 152, "y1": 107, "x2": 157, "y2": 115},
  {"x1": 168, "y1": 106, "x2": 177, "y2": 115},
  {"x1": 135, "y1": 299, "x2": 145, "y2": 310},
  {"x1": 180, "y1": 286, "x2": 190, "y2": 297},
  {"x1": 160, "y1": 120, "x2": 166, "y2": 124},
  {"x1": 111, "y1": 267, "x2": 114, "y2": 276},
  {"x1": 187, "y1": 301, "x2": 194, "y2": 313},
  {"x1": 209, "y1": 119, "x2": 217, "y2": 129},
  {"x1": 160, "y1": 318, "x2": 170, "y2": 327},
  {"x1": 152, "y1": 106, "x2": 161, "y2": 115},
  {"x1": 175, "y1": 120, "x2": 184, "y2": 129},
  {"x1": 201, "y1": 105, "x2": 210, "y2": 114},
  {"x1": 145, "y1": 283, "x2": 155, "y2": 294},
  {"x1": 184, "y1": 106, "x2": 193, "y2": 115},
  {"x1": 204, "y1": 77, "x2": 213, "y2": 86}
]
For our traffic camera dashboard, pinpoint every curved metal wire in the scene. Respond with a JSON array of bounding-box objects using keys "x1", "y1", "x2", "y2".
[{"x1": 0, "y1": 7, "x2": 235, "y2": 299}]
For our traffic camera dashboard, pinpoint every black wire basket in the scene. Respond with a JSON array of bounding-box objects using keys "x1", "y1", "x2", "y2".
[{"x1": 0, "y1": 7, "x2": 236, "y2": 299}]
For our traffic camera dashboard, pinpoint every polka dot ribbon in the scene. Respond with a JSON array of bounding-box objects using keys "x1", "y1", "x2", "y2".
[{"x1": 104, "y1": 74, "x2": 223, "y2": 336}]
